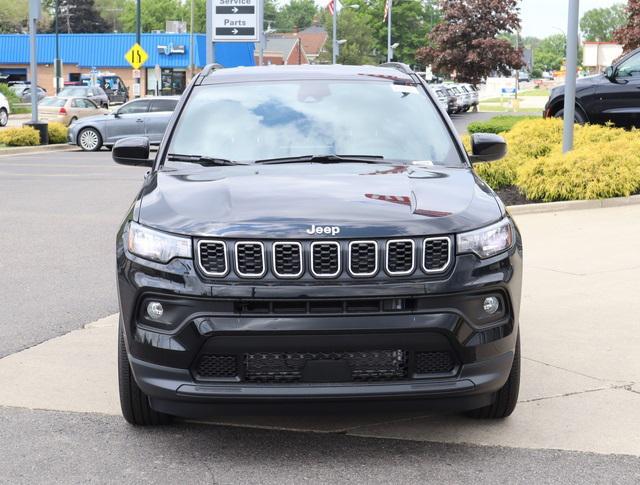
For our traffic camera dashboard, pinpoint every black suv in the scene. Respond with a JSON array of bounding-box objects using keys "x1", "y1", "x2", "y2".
[
  {"x1": 114, "y1": 64, "x2": 522, "y2": 426},
  {"x1": 544, "y1": 47, "x2": 640, "y2": 127}
]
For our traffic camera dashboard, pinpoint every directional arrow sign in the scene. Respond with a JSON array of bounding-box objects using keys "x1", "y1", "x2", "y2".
[
  {"x1": 124, "y1": 43, "x2": 148, "y2": 69},
  {"x1": 212, "y1": 0, "x2": 260, "y2": 42}
]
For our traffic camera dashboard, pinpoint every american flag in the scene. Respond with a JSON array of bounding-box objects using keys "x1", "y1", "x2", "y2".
[
  {"x1": 383, "y1": 0, "x2": 391, "y2": 21},
  {"x1": 327, "y1": 0, "x2": 335, "y2": 15}
]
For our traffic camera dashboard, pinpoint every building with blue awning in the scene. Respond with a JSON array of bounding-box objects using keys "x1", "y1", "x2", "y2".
[{"x1": 0, "y1": 33, "x2": 255, "y2": 96}]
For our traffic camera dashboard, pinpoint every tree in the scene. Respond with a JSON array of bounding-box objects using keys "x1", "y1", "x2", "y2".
[
  {"x1": 533, "y1": 33, "x2": 566, "y2": 72},
  {"x1": 580, "y1": 4, "x2": 627, "y2": 42},
  {"x1": 121, "y1": 0, "x2": 186, "y2": 33},
  {"x1": 615, "y1": 0, "x2": 640, "y2": 52},
  {"x1": 320, "y1": 7, "x2": 376, "y2": 65},
  {"x1": 49, "y1": 0, "x2": 110, "y2": 33},
  {"x1": 417, "y1": 0, "x2": 522, "y2": 84},
  {"x1": 276, "y1": 0, "x2": 317, "y2": 31},
  {"x1": 95, "y1": 0, "x2": 130, "y2": 32},
  {"x1": 0, "y1": 0, "x2": 29, "y2": 33}
]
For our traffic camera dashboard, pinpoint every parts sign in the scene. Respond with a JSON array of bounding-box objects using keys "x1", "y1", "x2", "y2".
[{"x1": 212, "y1": 0, "x2": 260, "y2": 42}]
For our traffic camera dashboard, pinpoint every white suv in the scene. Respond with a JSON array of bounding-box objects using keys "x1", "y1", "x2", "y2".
[{"x1": 0, "y1": 92, "x2": 10, "y2": 127}]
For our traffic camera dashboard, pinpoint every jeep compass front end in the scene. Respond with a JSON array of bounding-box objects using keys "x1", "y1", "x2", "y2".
[{"x1": 115, "y1": 64, "x2": 522, "y2": 426}]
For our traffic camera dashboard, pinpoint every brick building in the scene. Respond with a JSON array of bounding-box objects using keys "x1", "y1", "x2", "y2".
[{"x1": 0, "y1": 33, "x2": 255, "y2": 96}]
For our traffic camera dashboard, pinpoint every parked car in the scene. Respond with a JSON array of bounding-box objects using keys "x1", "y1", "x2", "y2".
[
  {"x1": 111, "y1": 63, "x2": 522, "y2": 426},
  {"x1": 38, "y1": 96, "x2": 107, "y2": 126},
  {"x1": 544, "y1": 46, "x2": 640, "y2": 127},
  {"x1": 58, "y1": 86, "x2": 109, "y2": 108},
  {"x1": 430, "y1": 84, "x2": 449, "y2": 112},
  {"x1": 80, "y1": 74, "x2": 130, "y2": 104},
  {"x1": 446, "y1": 85, "x2": 467, "y2": 113},
  {"x1": 0, "y1": 92, "x2": 10, "y2": 127},
  {"x1": 461, "y1": 83, "x2": 479, "y2": 109},
  {"x1": 444, "y1": 86, "x2": 459, "y2": 114},
  {"x1": 9, "y1": 84, "x2": 47, "y2": 103},
  {"x1": 68, "y1": 96, "x2": 179, "y2": 151}
]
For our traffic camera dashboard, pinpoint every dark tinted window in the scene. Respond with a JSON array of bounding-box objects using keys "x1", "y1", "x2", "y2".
[
  {"x1": 617, "y1": 52, "x2": 640, "y2": 78},
  {"x1": 149, "y1": 99, "x2": 178, "y2": 112},
  {"x1": 118, "y1": 100, "x2": 149, "y2": 114}
]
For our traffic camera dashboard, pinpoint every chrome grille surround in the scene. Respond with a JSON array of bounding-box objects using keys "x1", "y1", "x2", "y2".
[
  {"x1": 234, "y1": 241, "x2": 266, "y2": 278},
  {"x1": 385, "y1": 239, "x2": 416, "y2": 276},
  {"x1": 272, "y1": 241, "x2": 304, "y2": 278},
  {"x1": 348, "y1": 240, "x2": 379, "y2": 277},
  {"x1": 422, "y1": 236, "x2": 452, "y2": 274},
  {"x1": 309, "y1": 241, "x2": 341, "y2": 278},
  {"x1": 196, "y1": 240, "x2": 229, "y2": 277}
]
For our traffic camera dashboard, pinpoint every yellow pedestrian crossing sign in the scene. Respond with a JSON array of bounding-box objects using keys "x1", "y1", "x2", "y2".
[{"x1": 125, "y1": 43, "x2": 148, "y2": 69}]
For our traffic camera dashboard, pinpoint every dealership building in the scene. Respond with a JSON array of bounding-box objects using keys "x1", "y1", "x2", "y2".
[{"x1": 0, "y1": 33, "x2": 255, "y2": 96}]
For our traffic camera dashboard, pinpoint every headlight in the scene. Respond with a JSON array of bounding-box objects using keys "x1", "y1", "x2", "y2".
[
  {"x1": 127, "y1": 221, "x2": 192, "y2": 263},
  {"x1": 456, "y1": 218, "x2": 515, "y2": 259}
]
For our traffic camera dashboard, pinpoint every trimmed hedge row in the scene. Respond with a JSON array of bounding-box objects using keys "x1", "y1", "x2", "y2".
[
  {"x1": 470, "y1": 118, "x2": 640, "y2": 201},
  {"x1": 467, "y1": 115, "x2": 537, "y2": 134},
  {"x1": 0, "y1": 122, "x2": 68, "y2": 147}
]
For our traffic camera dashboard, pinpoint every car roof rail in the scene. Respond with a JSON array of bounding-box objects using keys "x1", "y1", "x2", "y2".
[
  {"x1": 200, "y1": 63, "x2": 225, "y2": 78},
  {"x1": 379, "y1": 62, "x2": 415, "y2": 75}
]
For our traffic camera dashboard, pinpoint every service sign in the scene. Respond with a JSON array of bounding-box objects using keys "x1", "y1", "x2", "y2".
[{"x1": 212, "y1": 0, "x2": 260, "y2": 42}]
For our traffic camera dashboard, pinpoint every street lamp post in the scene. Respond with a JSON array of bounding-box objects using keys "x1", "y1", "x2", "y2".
[
  {"x1": 54, "y1": 0, "x2": 60, "y2": 94},
  {"x1": 563, "y1": 0, "x2": 579, "y2": 152},
  {"x1": 387, "y1": 0, "x2": 392, "y2": 62},
  {"x1": 134, "y1": 0, "x2": 141, "y2": 98},
  {"x1": 332, "y1": 2, "x2": 359, "y2": 64}
]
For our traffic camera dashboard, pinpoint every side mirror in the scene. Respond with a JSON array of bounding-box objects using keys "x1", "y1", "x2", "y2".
[
  {"x1": 112, "y1": 137, "x2": 152, "y2": 166},
  {"x1": 604, "y1": 65, "x2": 615, "y2": 80},
  {"x1": 469, "y1": 133, "x2": 507, "y2": 163}
]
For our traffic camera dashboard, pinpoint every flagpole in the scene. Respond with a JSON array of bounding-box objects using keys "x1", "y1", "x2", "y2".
[
  {"x1": 387, "y1": 0, "x2": 392, "y2": 62},
  {"x1": 332, "y1": 0, "x2": 338, "y2": 64}
]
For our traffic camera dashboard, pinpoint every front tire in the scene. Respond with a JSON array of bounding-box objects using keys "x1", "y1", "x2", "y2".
[
  {"x1": 118, "y1": 321, "x2": 172, "y2": 426},
  {"x1": 554, "y1": 108, "x2": 586, "y2": 124},
  {"x1": 78, "y1": 127, "x2": 103, "y2": 151},
  {"x1": 467, "y1": 332, "x2": 521, "y2": 419},
  {"x1": 0, "y1": 108, "x2": 8, "y2": 127}
]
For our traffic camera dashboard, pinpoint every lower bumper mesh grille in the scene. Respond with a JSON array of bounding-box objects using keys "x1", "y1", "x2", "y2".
[{"x1": 195, "y1": 350, "x2": 456, "y2": 383}]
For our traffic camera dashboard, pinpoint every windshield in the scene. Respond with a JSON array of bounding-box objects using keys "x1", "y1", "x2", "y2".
[{"x1": 167, "y1": 80, "x2": 463, "y2": 166}]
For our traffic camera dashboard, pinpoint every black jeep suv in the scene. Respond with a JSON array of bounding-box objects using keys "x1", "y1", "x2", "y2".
[
  {"x1": 544, "y1": 46, "x2": 640, "y2": 127},
  {"x1": 114, "y1": 64, "x2": 522, "y2": 426}
]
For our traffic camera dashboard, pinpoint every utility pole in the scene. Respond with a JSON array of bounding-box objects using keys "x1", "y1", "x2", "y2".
[
  {"x1": 332, "y1": 0, "x2": 338, "y2": 64},
  {"x1": 259, "y1": 0, "x2": 265, "y2": 66},
  {"x1": 563, "y1": 0, "x2": 579, "y2": 153},
  {"x1": 54, "y1": 0, "x2": 61, "y2": 94},
  {"x1": 387, "y1": 0, "x2": 392, "y2": 62},
  {"x1": 206, "y1": 0, "x2": 215, "y2": 64},
  {"x1": 189, "y1": 0, "x2": 195, "y2": 76},
  {"x1": 134, "y1": 0, "x2": 141, "y2": 98},
  {"x1": 26, "y1": 0, "x2": 48, "y2": 144}
]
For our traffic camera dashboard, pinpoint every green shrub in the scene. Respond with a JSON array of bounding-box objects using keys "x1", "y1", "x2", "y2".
[
  {"x1": 0, "y1": 83, "x2": 23, "y2": 112},
  {"x1": 47, "y1": 122, "x2": 68, "y2": 144},
  {"x1": 467, "y1": 115, "x2": 537, "y2": 134},
  {"x1": 0, "y1": 126, "x2": 40, "y2": 146},
  {"x1": 472, "y1": 118, "x2": 640, "y2": 201}
]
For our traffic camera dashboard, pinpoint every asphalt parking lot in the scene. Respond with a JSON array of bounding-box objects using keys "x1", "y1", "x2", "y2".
[{"x1": 1, "y1": 146, "x2": 639, "y2": 483}]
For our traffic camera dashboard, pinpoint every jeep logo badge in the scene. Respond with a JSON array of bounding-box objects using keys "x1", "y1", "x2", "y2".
[{"x1": 306, "y1": 224, "x2": 341, "y2": 236}]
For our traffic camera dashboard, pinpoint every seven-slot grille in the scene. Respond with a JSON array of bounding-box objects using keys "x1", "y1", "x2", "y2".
[
  {"x1": 423, "y1": 237, "x2": 451, "y2": 272},
  {"x1": 235, "y1": 242, "x2": 265, "y2": 277},
  {"x1": 197, "y1": 237, "x2": 452, "y2": 279}
]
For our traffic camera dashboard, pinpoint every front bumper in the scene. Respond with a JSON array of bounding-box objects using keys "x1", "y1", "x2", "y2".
[{"x1": 117, "y1": 232, "x2": 523, "y2": 416}]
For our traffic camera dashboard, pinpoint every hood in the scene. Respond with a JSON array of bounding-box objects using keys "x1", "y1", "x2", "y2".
[
  {"x1": 77, "y1": 113, "x2": 113, "y2": 124},
  {"x1": 552, "y1": 74, "x2": 606, "y2": 95},
  {"x1": 137, "y1": 163, "x2": 502, "y2": 238}
]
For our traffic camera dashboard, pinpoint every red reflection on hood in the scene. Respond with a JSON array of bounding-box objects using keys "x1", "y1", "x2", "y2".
[{"x1": 365, "y1": 193, "x2": 452, "y2": 218}]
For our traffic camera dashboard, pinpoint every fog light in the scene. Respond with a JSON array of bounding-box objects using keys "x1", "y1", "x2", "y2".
[
  {"x1": 146, "y1": 301, "x2": 164, "y2": 320},
  {"x1": 483, "y1": 296, "x2": 500, "y2": 315}
]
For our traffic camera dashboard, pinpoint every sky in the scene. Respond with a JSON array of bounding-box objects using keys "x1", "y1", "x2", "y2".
[
  {"x1": 520, "y1": 0, "x2": 625, "y2": 38},
  {"x1": 308, "y1": 0, "x2": 627, "y2": 40}
]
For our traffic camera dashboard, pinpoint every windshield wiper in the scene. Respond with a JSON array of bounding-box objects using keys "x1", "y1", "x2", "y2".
[
  {"x1": 167, "y1": 154, "x2": 247, "y2": 166},
  {"x1": 254, "y1": 154, "x2": 386, "y2": 165}
]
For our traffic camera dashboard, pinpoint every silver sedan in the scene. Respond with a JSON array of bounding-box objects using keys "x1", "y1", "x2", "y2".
[{"x1": 67, "y1": 96, "x2": 179, "y2": 151}]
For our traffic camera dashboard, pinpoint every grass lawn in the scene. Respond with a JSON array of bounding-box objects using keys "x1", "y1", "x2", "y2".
[
  {"x1": 478, "y1": 104, "x2": 543, "y2": 114},
  {"x1": 520, "y1": 88, "x2": 550, "y2": 97}
]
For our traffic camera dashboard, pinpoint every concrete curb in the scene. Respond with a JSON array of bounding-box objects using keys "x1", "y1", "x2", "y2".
[
  {"x1": 507, "y1": 195, "x2": 640, "y2": 215},
  {"x1": 0, "y1": 144, "x2": 77, "y2": 157}
]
